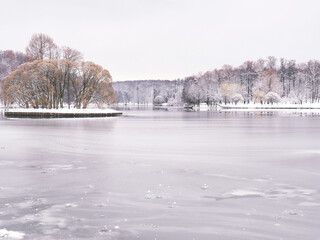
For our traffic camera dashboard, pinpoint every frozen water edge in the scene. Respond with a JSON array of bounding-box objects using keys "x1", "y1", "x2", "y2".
[{"x1": 0, "y1": 229, "x2": 25, "y2": 239}]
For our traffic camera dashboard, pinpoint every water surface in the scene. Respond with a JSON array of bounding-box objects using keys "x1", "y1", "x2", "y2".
[{"x1": 0, "y1": 108, "x2": 320, "y2": 239}]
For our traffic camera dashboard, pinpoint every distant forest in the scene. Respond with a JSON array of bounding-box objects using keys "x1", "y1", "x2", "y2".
[
  {"x1": 114, "y1": 57, "x2": 320, "y2": 105},
  {"x1": 113, "y1": 80, "x2": 184, "y2": 105},
  {"x1": 1, "y1": 49, "x2": 320, "y2": 106}
]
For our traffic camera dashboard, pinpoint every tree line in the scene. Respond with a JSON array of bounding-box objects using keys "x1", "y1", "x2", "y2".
[
  {"x1": 113, "y1": 80, "x2": 184, "y2": 105},
  {"x1": 182, "y1": 57, "x2": 320, "y2": 105},
  {"x1": 1, "y1": 33, "x2": 115, "y2": 109},
  {"x1": 2, "y1": 37, "x2": 319, "y2": 107},
  {"x1": 113, "y1": 57, "x2": 320, "y2": 106}
]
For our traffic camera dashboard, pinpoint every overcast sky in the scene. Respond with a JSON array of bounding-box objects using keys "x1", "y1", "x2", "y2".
[{"x1": 1, "y1": 0, "x2": 320, "y2": 81}]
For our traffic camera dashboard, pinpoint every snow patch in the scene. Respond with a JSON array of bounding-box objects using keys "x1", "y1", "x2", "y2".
[
  {"x1": 229, "y1": 189, "x2": 264, "y2": 197},
  {"x1": 204, "y1": 173, "x2": 269, "y2": 182},
  {"x1": 221, "y1": 186, "x2": 316, "y2": 200},
  {"x1": 201, "y1": 184, "x2": 209, "y2": 190},
  {"x1": 0, "y1": 229, "x2": 25, "y2": 239},
  {"x1": 42, "y1": 164, "x2": 73, "y2": 172}
]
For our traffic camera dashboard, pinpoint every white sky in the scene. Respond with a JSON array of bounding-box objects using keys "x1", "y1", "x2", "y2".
[{"x1": 1, "y1": 0, "x2": 320, "y2": 81}]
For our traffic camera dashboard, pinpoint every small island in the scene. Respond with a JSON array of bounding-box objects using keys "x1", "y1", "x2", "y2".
[
  {"x1": 1, "y1": 33, "x2": 121, "y2": 118},
  {"x1": 4, "y1": 108, "x2": 122, "y2": 118}
]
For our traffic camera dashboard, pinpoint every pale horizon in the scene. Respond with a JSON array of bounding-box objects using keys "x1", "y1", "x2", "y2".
[{"x1": 1, "y1": 0, "x2": 320, "y2": 81}]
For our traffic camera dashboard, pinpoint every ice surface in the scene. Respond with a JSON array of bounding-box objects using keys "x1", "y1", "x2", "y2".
[
  {"x1": 1, "y1": 108, "x2": 320, "y2": 239},
  {"x1": 298, "y1": 202, "x2": 320, "y2": 207}
]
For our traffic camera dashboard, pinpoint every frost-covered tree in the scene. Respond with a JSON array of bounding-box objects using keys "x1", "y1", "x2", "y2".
[
  {"x1": 305, "y1": 60, "x2": 320, "y2": 102},
  {"x1": 178, "y1": 56, "x2": 320, "y2": 106},
  {"x1": 240, "y1": 61, "x2": 258, "y2": 102},
  {"x1": 264, "y1": 91, "x2": 281, "y2": 104},
  {"x1": 167, "y1": 97, "x2": 177, "y2": 106},
  {"x1": 112, "y1": 80, "x2": 183, "y2": 104},
  {"x1": 153, "y1": 95, "x2": 165, "y2": 105},
  {"x1": 231, "y1": 94, "x2": 244, "y2": 105},
  {"x1": 182, "y1": 77, "x2": 205, "y2": 105}
]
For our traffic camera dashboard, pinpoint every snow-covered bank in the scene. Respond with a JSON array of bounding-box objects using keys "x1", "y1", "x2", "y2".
[
  {"x1": 218, "y1": 103, "x2": 320, "y2": 110},
  {"x1": 4, "y1": 108, "x2": 122, "y2": 118},
  {"x1": 0, "y1": 229, "x2": 25, "y2": 239}
]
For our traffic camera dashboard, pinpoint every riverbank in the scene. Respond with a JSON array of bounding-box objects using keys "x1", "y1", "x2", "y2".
[
  {"x1": 4, "y1": 108, "x2": 122, "y2": 118},
  {"x1": 218, "y1": 103, "x2": 320, "y2": 110}
]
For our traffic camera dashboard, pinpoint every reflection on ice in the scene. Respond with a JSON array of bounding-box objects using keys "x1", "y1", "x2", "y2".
[
  {"x1": 65, "y1": 203, "x2": 78, "y2": 208},
  {"x1": 298, "y1": 202, "x2": 320, "y2": 207},
  {"x1": 200, "y1": 184, "x2": 209, "y2": 190},
  {"x1": 204, "y1": 173, "x2": 269, "y2": 182},
  {"x1": 41, "y1": 164, "x2": 74, "y2": 172},
  {"x1": 217, "y1": 186, "x2": 317, "y2": 200},
  {"x1": 228, "y1": 189, "x2": 263, "y2": 197}
]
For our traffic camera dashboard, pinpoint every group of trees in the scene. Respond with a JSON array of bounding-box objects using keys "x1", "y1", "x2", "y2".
[
  {"x1": 182, "y1": 57, "x2": 320, "y2": 105},
  {"x1": 112, "y1": 57, "x2": 320, "y2": 107},
  {"x1": 1, "y1": 33, "x2": 115, "y2": 109},
  {"x1": 0, "y1": 50, "x2": 30, "y2": 81},
  {"x1": 2, "y1": 37, "x2": 319, "y2": 108},
  {"x1": 113, "y1": 80, "x2": 184, "y2": 106}
]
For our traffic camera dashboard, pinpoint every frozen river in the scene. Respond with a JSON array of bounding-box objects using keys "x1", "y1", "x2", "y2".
[{"x1": 0, "y1": 108, "x2": 320, "y2": 239}]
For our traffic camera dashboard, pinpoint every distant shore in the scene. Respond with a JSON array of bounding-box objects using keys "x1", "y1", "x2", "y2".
[{"x1": 218, "y1": 103, "x2": 320, "y2": 110}]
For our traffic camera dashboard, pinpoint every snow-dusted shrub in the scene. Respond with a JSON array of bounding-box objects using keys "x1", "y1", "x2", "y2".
[
  {"x1": 167, "y1": 97, "x2": 177, "y2": 106},
  {"x1": 280, "y1": 97, "x2": 290, "y2": 104},
  {"x1": 231, "y1": 94, "x2": 244, "y2": 105},
  {"x1": 264, "y1": 91, "x2": 281, "y2": 104},
  {"x1": 287, "y1": 91, "x2": 300, "y2": 104},
  {"x1": 153, "y1": 95, "x2": 165, "y2": 105}
]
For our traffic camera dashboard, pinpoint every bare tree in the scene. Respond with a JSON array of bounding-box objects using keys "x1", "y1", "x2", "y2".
[
  {"x1": 240, "y1": 61, "x2": 258, "y2": 102},
  {"x1": 2, "y1": 60, "x2": 115, "y2": 109},
  {"x1": 305, "y1": 60, "x2": 320, "y2": 102},
  {"x1": 26, "y1": 33, "x2": 59, "y2": 60},
  {"x1": 61, "y1": 46, "x2": 83, "y2": 108},
  {"x1": 73, "y1": 61, "x2": 114, "y2": 109}
]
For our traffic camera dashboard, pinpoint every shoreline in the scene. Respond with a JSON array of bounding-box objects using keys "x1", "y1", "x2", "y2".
[
  {"x1": 218, "y1": 103, "x2": 320, "y2": 110},
  {"x1": 4, "y1": 108, "x2": 122, "y2": 118}
]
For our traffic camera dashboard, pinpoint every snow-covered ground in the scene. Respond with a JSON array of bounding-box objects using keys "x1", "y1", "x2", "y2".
[
  {"x1": 0, "y1": 229, "x2": 25, "y2": 239},
  {"x1": 219, "y1": 102, "x2": 320, "y2": 109}
]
